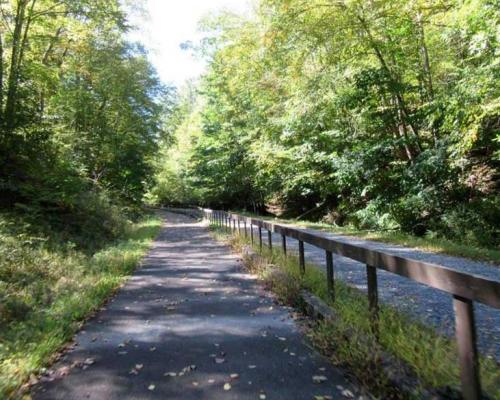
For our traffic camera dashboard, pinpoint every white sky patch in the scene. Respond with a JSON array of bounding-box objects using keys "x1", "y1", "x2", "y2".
[{"x1": 126, "y1": 0, "x2": 251, "y2": 87}]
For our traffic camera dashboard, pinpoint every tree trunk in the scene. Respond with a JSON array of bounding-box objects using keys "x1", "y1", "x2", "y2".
[
  {"x1": 0, "y1": 32, "x2": 4, "y2": 125},
  {"x1": 417, "y1": 12, "x2": 434, "y2": 100},
  {"x1": 355, "y1": 13, "x2": 423, "y2": 156},
  {"x1": 4, "y1": 0, "x2": 36, "y2": 130},
  {"x1": 417, "y1": 11, "x2": 438, "y2": 145},
  {"x1": 39, "y1": 26, "x2": 63, "y2": 115},
  {"x1": 42, "y1": 26, "x2": 63, "y2": 65},
  {"x1": 4, "y1": 0, "x2": 28, "y2": 129}
]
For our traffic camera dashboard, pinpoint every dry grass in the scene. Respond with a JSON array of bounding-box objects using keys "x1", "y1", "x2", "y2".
[{"x1": 210, "y1": 224, "x2": 500, "y2": 399}]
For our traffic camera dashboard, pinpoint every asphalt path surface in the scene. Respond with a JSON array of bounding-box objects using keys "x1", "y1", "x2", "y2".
[
  {"x1": 239, "y1": 221, "x2": 499, "y2": 360},
  {"x1": 31, "y1": 212, "x2": 360, "y2": 400}
]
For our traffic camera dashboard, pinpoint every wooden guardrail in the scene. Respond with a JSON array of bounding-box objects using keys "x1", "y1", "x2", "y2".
[
  {"x1": 163, "y1": 207, "x2": 204, "y2": 219},
  {"x1": 202, "y1": 208, "x2": 499, "y2": 400}
]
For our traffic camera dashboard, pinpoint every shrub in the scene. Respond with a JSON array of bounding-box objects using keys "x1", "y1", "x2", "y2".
[
  {"x1": 351, "y1": 201, "x2": 398, "y2": 231},
  {"x1": 436, "y1": 198, "x2": 500, "y2": 247}
]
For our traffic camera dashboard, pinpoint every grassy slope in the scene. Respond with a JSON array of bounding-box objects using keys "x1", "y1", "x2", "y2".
[
  {"x1": 0, "y1": 215, "x2": 162, "y2": 398},
  {"x1": 210, "y1": 226, "x2": 500, "y2": 399},
  {"x1": 232, "y1": 211, "x2": 500, "y2": 264}
]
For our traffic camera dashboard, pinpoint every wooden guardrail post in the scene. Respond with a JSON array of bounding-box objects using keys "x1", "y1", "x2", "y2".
[
  {"x1": 244, "y1": 220, "x2": 248, "y2": 237},
  {"x1": 238, "y1": 220, "x2": 241, "y2": 235},
  {"x1": 299, "y1": 240, "x2": 305, "y2": 274},
  {"x1": 326, "y1": 250, "x2": 335, "y2": 301},
  {"x1": 267, "y1": 230, "x2": 272, "y2": 251},
  {"x1": 366, "y1": 264, "x2": 379, "y2": 337},
  {"x1": 203, "y1": 208, "x2": 499, "y2": 400},
  {"x1": 281, "y1": 234, "x2": 287, "y2": 257},
  {"x1": 232, "y1": 218, "x2": 236, "y2": 232},
  {"x1": 258, "y1": 226, "x2": 262, "y2": 252},
  {"x1": 453, "y1": 295, "x2": 481, "y2": 400}
]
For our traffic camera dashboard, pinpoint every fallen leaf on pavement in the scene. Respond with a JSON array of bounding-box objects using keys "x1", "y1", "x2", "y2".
[
  {"x1": 312, "y1": 375, "x2": 327, "y2": 384},
  {"x1": 129, "y1": 364, "x2": 144, "y2": 375}
]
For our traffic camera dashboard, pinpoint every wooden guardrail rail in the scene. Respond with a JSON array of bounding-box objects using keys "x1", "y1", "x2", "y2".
[{"x1": 202, "y1": 208, "x2": 499, "y2": 400}]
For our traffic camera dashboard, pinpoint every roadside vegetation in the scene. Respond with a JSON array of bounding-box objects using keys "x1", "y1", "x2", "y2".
[
  {"x1": 1, "y1": 0, "x2": 498, "y2": 397},
  {"x1": 0, "y1": 211, "x2": 162, "y2": 398},
  {"x1": 210, "y1": 224, "x2": 500, "y2": 399},
  {"x1": 0, "y1": 1, "x2": 171, "y2": 397},
  {"x1": 148, "y1": 0, "x2": 499, "y2": 254},
  {"x1": 232, "y1": 211, "x2": 500, "y2": 264}
]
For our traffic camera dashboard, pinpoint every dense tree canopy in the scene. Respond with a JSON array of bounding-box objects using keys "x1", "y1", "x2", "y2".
[
  {"x1": 0, "y1": 0, "x2": 172, "y2": 231},
  {"x1": 150, "y1": 0, "x2": 499, "y2": 247},
  {"x1": 1, "y1": 0, "x2": 497, "y2": 247}
]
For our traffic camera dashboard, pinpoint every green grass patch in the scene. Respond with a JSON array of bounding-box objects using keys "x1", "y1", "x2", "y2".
[
  {"x1": 210, "y1": 224, "x2": 500, "y2": 399},
  {"x1": 0, "y1": 214, "x2": 162, "y2": 399}
]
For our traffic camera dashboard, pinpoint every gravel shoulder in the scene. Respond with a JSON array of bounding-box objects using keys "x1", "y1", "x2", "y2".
[{"x1": 250, "y1": 222, "x2": 499, "y2": 360}]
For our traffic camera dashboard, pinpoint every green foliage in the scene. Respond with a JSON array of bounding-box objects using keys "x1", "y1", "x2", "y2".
[
  {"x1": 0, "y1": 0, "x2": 173, "y2": 218},
  {"x1": 162, "y1": 0, "x2": 499, "y2": 247},
  {"x1": 145, "y1": 84, "x2": 204, "y2": 206},
  {"x1": 0, "y1": 3, "x2": 170, "y2": 394},
  {"x1": 0, "y1": 212, "x2": 161, "y2": 398}
]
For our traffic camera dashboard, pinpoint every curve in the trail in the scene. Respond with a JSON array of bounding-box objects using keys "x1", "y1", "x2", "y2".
[
  {"x1": 245, "y1": 223, "x2": 499, "y2": 360},
  {"x1": 31, "y1": 212, "x2": 360, "y2": 400}
]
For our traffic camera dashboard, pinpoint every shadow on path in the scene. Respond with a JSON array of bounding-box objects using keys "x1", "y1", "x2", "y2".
[{"x1": 31, "y1": 212, "x2": 359, "y2": 400}]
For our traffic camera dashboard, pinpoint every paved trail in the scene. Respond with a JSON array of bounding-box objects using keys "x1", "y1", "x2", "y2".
[
  {"x1": 32, "y1": 212, "x2": 359, "y2": 400},
  {"x1": 245, "y1": 222, "x2": 499, "y2": 359}
]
